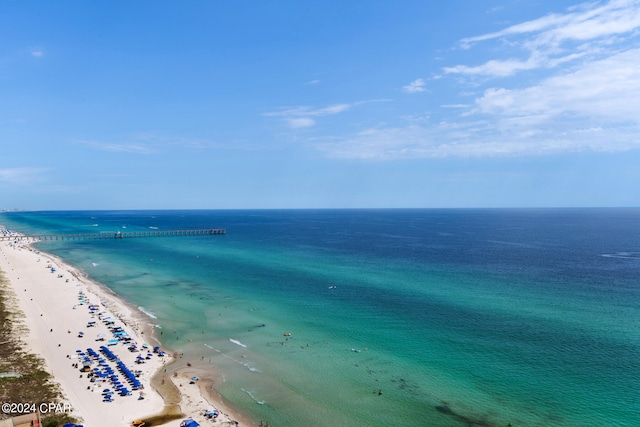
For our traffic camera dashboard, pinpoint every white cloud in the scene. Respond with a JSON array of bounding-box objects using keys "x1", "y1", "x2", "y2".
[
  {"x1": 76, "y1": 140, "x2": 156, "y2": 154},
  {"x1": 302, "y1": 1, "x2": 632, "y2": 159},
  {"x1": 474, "y1": 48, "x2": 640, "y2": 122},
  {"x1": 265, "y1": 104, "x2": 351, "y2": 118},
  {"x1": 287, "y1": 117, "x2": 316, "y2": 128},
  {"x1": 30, "y1": 48, "x2": 44, "y2": 58},
  {"x1": 75, "y1": 133, "x2": 258, "y2": 154},
  {"x1": 461, "y1": 0, "x2": 640, "y2": 47},
  {"x1": 316, "y1": 104, "x2": 350, "y2": 115},
  {"x1": 265, "y1": 103, "x2": 353, "y2": 128},
  {"x1": 447, "y1": 0, "x2": 640, "y2": 78},
  {"x1": 402, "y1": 78, "x2": 426, "y2": 93},
  {"x1": 270, "y1": 1, "x2": 640, "y2": 159},
  {"x1": 310, "y1": 46, "x2": 640, "y2": 160},
  {"x1": 312, "y1": 115, "x2": 640, "y2": 160},
  {"x1": 444, "y1": 57, "x2": 542, "y2": 77}
]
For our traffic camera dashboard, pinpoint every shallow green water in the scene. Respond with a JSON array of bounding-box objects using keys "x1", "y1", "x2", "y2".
[{"x1": 3, "y1": 209, "x2": 639, "y2": 426}]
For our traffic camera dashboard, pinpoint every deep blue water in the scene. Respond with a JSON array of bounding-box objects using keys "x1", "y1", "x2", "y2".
[{"x1": 2, "y1": 209, "x2": 639, "y2": 426}]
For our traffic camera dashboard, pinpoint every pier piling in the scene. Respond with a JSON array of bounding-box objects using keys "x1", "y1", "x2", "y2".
[{"x1": 0, "y1": 229, "x2": 226, "y2": 242}]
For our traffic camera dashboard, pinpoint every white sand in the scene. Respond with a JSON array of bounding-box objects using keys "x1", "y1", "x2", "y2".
[
  {"x1": 0, "y1": 237, "x2": 250, "y2": 427},
  {"x1": 168, "y1": 371, "x2": 244, "y2": 427}
]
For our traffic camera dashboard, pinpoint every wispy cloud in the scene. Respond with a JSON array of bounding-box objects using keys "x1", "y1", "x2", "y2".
[
  {"x1": 312, "y1": 115, "x2": 640, "y2": 160},
  {"x1": 446, "y1": 0, "x2": 640, "y2": 78},
  {"x1": 264, "y1": 103, "x2": 353, "y2": 129},
  {"x1": 75, "y1": 132, "x2": 264, "y2": 154},
  {"x1": 0, "y1": 167, "x2": 48, "y2": 184},
  {"x1": 462, "y1": 0, "x2": 640, "y2": 47},
  {"x1": 30, "y1": 47, "x2": 44, "y2": 58},
  {"x1": 445, "y1": 48, "x2": 591, "y2": 78},
  {"x1": 474, "y1": 48, "x2": 640, "y2": 121},
  {"x1": 76, "y1": 131, "x2": 218, "y2": 153},
  {"x1": 287, "y1": 117, "x2": 316, "y2": 128},
  {"x1": 318, "y1": 61, "x2": 640, "y2": 158},
  {"x1": 309, "y1": 0, "x2": 640, "y2": 160},
  {"x1": 76, "y1": 140, "x2": 157, "y2": 154},
  {"x1": 255, "y1": 1, "x2": 640, "y2": 160},
  {"x1": 402, "y1": 78, "x2": 426, "y2": 93},
  {"x1": 266, "y1": 104, "x2": 351, "y2": 118}
]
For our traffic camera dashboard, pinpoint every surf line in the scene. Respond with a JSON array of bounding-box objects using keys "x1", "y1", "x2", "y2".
[{"x1": 241, "y1": 388, "x2": 265, "y2": 405}]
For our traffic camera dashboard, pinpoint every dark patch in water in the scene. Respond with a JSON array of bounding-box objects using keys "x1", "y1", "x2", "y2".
[{"x1": 435, "y1": 403, "x2": 495, "y2": 427}]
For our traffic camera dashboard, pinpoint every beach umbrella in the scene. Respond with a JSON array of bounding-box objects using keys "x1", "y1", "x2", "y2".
[{"x1": 191, "y1": 377, "x2": 199, "y2": 382}]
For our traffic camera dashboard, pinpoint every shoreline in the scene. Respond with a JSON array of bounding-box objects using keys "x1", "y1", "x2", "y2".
[{"x1": 0, "y1": 235, "x2": 253, "y2": 426}]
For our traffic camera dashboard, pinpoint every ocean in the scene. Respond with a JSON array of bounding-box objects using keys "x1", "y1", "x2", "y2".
[{"x1": 1, "y1": 209, "x2": 639, "y2": 426}]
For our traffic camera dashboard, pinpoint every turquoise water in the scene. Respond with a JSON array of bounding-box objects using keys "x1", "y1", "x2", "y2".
[{"x1": 2, "y1": 209, "x2": 639, "y2": 426}]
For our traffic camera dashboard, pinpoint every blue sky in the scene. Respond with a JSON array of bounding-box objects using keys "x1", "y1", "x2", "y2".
[{"x1": 2, "y1": 0, "x2": 640, "y2": 210}]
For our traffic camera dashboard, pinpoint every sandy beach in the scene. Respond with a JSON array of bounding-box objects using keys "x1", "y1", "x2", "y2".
[{"x1": 0, "y1": 235, "x2": 250, "y2": 427}]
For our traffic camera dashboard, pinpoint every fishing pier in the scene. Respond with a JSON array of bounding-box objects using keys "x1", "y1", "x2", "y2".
[{"x1": 0, "y1": 228, "x2": 226, "y2": 242}]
